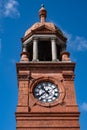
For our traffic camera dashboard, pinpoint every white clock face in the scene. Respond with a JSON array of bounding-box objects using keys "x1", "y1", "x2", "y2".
[{"x1": 34, "y1": 82, "x2": 59, "y2": 103}]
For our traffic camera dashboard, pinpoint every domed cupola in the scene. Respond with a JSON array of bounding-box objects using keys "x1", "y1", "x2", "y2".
[{"x1": 20, "y1": 5, "x2": 70, "y2": 62}]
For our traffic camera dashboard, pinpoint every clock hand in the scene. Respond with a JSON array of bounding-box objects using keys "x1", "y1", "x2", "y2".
[
  {"x1": 42, "y1": 87, "x2": 49, "y2": 95},
  {"x1": 40, "y1": 91, "x2": 46, "y2": 97}
]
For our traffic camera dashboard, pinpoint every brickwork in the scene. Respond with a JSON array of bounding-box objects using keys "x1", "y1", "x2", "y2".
[{"x1": 16, "y1": 62, "x2": 80, "y2": 130}]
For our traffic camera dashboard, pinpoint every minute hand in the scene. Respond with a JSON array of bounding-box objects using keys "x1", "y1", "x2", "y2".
[{"x1": 43, "y1": 87, "x2": 49, "y2": 95}]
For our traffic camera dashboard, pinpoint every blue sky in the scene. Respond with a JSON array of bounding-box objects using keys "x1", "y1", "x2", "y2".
[{"x1": 0, "y1": 0, "x2": 87, "y2": 130}]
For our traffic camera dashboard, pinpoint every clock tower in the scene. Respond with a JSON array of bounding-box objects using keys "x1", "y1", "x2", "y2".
[{"x1": 16, "y1": 5, "x2": 80, "y2": 130}]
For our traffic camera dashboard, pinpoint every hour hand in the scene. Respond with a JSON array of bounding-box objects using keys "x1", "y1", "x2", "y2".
[{"x1": 40, "y1": 91, "x2": 45, "y2": 97}]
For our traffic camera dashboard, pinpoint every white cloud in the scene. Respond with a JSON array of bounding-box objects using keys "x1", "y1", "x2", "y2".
[
  {"x1": 80, "y1": 102, "x2": 87, "y2": 112},
  {"x1": 63, "y1": 31, "x2": 87, "y2": 51},
  {"x1": 74, "y1": 36, "x2": 87, "y2": 51},
  {"x1": 0, "y1": 0, "x2": 20, "y2": 18}
]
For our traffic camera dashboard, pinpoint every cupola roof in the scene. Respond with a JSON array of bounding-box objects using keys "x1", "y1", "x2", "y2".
[{"x1": 22, "y1": 5, "x2": 67, "y2": 42}]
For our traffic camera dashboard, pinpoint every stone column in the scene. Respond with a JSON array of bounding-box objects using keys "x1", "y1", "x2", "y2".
[
  {"x1": 33, "y1": 38, "x2": 38, "y2": 61},
  {"x1": 23, "y1": 44, "x2": 27, "y2": 52},
  {"x1": 51, "y1": 38, "x2": 57, "y2": 61}
]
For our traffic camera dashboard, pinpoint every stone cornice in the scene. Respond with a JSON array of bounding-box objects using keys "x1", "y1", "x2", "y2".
[
  {"x1": 22, "y1": 34, "x2": 65, "y2": 45},
  {"x1": 16, "y1": 62, "x2": 75, "y2": 72},
  {"x1": 22, "y1": 33, "x2": 67, "y2": 44},
  {"x1": 15, "y1": 111, "x2": 80, "y2": 118}
]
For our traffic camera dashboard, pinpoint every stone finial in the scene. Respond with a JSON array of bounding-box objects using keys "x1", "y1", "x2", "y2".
[
  {"x1": 39, "y1": 4, "x2": 47, "y2": 23},
  {"x1": 61, "y1": 51, "x2": 71, "y2": 62},
  {"x1": 20, "y1": 52, "x2": 29, "y2": 62}
]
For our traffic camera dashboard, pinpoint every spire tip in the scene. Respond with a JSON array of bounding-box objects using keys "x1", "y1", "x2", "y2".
[{"x1": 41, "y1": 4, "x2": 44, "y2": 8}]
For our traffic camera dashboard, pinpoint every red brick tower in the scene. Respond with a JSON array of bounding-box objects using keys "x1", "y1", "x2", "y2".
[{"x1": 16, "y1": 5, "x2": 80, "y2": 130}]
